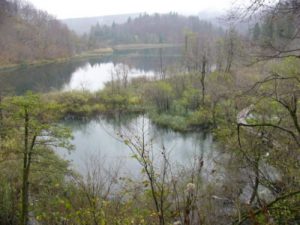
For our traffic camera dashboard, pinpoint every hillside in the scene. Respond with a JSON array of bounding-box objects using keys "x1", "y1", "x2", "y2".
[
  {"x1": 88, "y1": 13, "x2": 224, "y2": 47},
  {"x1": 61, "y1": 13, "x2": 140, "y2": 35},
  {"x1": 0, "y1": 0, "x2": 86, "y2": 66},
  {"x1": 61, "y1": 10, "x2": 225, "y2": 36}
]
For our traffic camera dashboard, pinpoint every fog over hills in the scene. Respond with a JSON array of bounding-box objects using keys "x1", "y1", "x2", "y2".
[
  {"x1": 61, "y1": 13, "x2": 140, "y2": 35},
  {"x1": 61, "y1": 10, "x2": 225, "y2": 35}
]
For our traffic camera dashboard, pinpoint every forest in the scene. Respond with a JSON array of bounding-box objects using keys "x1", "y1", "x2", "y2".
[
  {"x1": 0, "y1": 0, "x2": 87, "y2": 66},
  {"x1": 88, "y1": 13, "x2": 223, "y2": 47},
  {"x1": 0, "y1": 0, "x2": 299, "y2": 225}
]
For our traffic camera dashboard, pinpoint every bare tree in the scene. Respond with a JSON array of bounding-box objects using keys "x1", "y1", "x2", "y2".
[
  {"x1": 228, "y1": 0, "x2": 300, "y2": 61},
  {"x1": 71, "y1": 154, "x2": 121, "y2": 225},
  {"x1": 118, "y1": 116, "x2": 171, "y2": 225}
]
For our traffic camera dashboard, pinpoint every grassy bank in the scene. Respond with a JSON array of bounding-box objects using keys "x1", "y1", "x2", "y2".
[
  {"x1": 47, "y1": 90, "x2": 145, "y2": 120},
  {"x1": 46, "y1": 71, "x2": 217, "y2": 132},
  {"x1": 48, "y1": 90, "x2": 206, "y2": 132}
]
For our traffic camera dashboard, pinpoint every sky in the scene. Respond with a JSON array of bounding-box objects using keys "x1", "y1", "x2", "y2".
[{"x1": 28, "y1": 0, "x2": 235, "y2": 19}]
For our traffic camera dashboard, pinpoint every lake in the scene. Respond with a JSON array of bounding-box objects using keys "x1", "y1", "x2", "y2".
[
  {"x1": 0, "y1": 48, "x2": 182, "y2": 94},
  {"x1": 59, "y1": 115, "x2": 220, "y2": 180},
  {"x1": 0, "y1": 48, "x2": 220, "y2": 177}
]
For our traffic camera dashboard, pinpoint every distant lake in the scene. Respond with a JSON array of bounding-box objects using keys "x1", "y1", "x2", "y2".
[{"x1": 0, "y1": 47, "x2": 182, "y2": 94}]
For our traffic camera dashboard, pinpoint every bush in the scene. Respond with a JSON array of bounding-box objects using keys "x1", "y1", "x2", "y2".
[{"x1": 150, "y1": 112, "x2": 189, "y2": 131}]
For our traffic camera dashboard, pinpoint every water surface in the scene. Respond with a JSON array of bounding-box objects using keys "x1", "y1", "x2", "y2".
[
  {"x1": 59, "y1": 116, "x2": 220, "y2": 178},
  {"x1": 0, "y1": 48, "x2": 182, "y2": 94},
  {"x1": 0, "y1": 47, "x2": 220, "y2": 180}
]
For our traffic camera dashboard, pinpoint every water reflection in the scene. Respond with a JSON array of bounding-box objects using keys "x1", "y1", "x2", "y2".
[
  {"x1": 63, "y1": 62, "x2": 154, "y2": 91},
  {"x1": 0, "y1": 47, "x2": 182, "y2": 95},
  {"x1": 59, "y1": 116, "x2": 219, "y2": 179}
]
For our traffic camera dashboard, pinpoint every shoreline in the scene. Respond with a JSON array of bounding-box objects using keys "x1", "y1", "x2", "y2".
[
  {"x1": 0, "y1": 43, "x2": 180, "y2": 72},
  {"x1": 0, "y1": 48, "x2": 113, "y2": 73}
]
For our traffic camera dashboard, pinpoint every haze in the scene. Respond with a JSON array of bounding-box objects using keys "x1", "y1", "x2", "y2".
[{"x1": 28, "y1": 0, "x2": 234, "y2": 19}]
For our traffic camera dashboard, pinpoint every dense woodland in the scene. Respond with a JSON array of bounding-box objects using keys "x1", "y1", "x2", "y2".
[
  {"x1": 88, "y1": 13, "x2": 223, "y2": 47},
  {"x1": 0, "y1": 0, "x2": 87, "y2": 65},
  {"x1": 0, "y1": 0, "x2": 300, "y2": 225}
]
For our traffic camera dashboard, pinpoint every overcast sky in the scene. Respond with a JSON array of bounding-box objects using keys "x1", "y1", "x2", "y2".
[{"x1": 28, "y1": 0, "x2": 235, "y2": 19}]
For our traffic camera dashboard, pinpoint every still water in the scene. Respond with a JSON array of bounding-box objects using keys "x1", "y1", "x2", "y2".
[
  {"x1": 0, "y1": 48, "x2": 181, "y2": 94},
  {"x1": 0, "y1": 48, "x2": 220, "y2": 176},
  {"x1": 62, "y1": 62, "x2": 154, "y2": 91},
  {"x1": 59, "y1": 116, "x2": 220, "y2": 178}
]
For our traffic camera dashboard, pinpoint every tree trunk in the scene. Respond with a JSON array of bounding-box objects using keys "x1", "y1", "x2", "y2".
[
  {"x1": 250, "y1": 153, "x2": 261, "y2": 205},
  {"x1": 0, "y1": 95, "x2": 3, "y2": 149},
  {"x1": 225, "y1": 33, "x2": 234, "y2": 73},
  {"x1": 201, "y1": 55, "x2": 207, "y2": 106},
  {"x1": 159, "y1": 48, "x2": 165, "y2": 80},
  {"x1": 289, "y1": 96, "x2": 300, "y2": 135},
  {"x1": 21, "y1": 107, "x2": 29, "y2": 225},
  {"x1": 184, "y1": 195, "x2": 193, "y2": 225}
]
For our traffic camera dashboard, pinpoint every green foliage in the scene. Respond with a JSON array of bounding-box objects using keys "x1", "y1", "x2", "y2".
[
  {"x1": 144, "y1": 81, "x2": 174, "y2": 112},
  {"x1": 49, "y1": 90, "x2": 144, "y2": 119},
  {"x1": 271, "y1": 57, "x2": 300, "y2": 76},
  {"x1": 188, "y1": 107, "x2": 213, "y2": 127},
  {"x1": 150, "y1": 112, "x2": 189, "y2": 131},
  {"x1": 0, "y1": 92, "x2": 73, "y2": 224},
  {"x1": 51, "y1": 91, "x2": 104, "y2": 117},
  {"x1": 1, "y1": 38, "x2": 300, "y2": 225},
  {"x1": 177, "y1": 88, "x2": 201, "y2": 112}
]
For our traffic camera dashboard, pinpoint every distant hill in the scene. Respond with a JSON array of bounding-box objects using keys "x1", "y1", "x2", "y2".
[
  {"x1": 61, "y1": 13, "x2": 140, "y2": 35},
  {"x1": 86, "y1": 13, "x2": 225, "y2": 48},
  {"x1": 61, "y1": 11, "x2": 227, "y2": 36},
  {"x1": 0, "y1": 0, "x2": 84, "y2": 66}
]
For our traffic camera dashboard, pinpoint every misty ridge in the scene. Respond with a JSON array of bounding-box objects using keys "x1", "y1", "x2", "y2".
[
  {"x1": 0, "y1": 0, "x2": 253, "y2": 66},
  {"x1": 0, "y1": 0, "x2": 247, "y2": 67},
  {"x1": 61, "y1": 10, "x2": 223, "y2": 35}
]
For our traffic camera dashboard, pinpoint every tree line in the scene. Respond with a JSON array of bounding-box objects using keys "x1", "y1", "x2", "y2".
[{"x1": 88, "y1": 13, "x2": 224, "y2": 47}]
